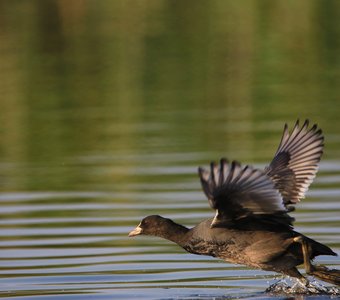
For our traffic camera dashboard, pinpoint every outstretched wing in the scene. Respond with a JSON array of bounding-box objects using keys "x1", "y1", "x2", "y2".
[
  {"x1": 265, "y1": 119, "x2": 324, "y2": 206},
  {"x1": 199, "y1": 159, "x2": 290, "y2": 228}
]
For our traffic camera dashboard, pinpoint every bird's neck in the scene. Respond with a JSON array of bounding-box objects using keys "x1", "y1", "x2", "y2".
[{"x1": 160, "y1": 222, "x2": 190, "y2": 247}]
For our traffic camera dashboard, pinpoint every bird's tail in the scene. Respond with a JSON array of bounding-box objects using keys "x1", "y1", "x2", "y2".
[{"x1": 309, "y1": 265, "x2": 340, "y2": 286}]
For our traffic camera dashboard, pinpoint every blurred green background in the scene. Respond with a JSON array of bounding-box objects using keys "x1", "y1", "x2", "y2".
[{"x1": 0, "y1": 0, "x2": 340, "y2": 192}]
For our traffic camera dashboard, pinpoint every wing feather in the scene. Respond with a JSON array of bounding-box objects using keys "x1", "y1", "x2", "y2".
[
  {"x1": 198, "y1": 119, "x2": 323, "y2": 228},
  {"x1": 265, "y1": 119, "x2": 324, "y2": 206},
  {"x1": 199, "y1": 159, "x2": 288, "y2": 227}
]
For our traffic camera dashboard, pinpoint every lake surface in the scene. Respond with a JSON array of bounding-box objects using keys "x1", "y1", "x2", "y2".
[{"x1": 0, "y1": 1, "x2": 340, "y2": 299}]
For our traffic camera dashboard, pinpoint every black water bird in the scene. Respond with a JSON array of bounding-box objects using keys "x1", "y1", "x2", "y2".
[{"x1": 129, "y1": 120, "x2": 340, "y2": 286}]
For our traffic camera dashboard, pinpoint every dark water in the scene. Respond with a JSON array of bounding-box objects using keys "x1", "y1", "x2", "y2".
[{"x1": 1, "y1": 1, "x2": 340, "y2": 299}]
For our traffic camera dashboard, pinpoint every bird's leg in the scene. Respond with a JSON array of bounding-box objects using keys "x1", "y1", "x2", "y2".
[
  {"x1": 294, "y1": 236, "x2": 340, "y2": 286},
  {"x1": 293, "y1": 236, "x2": 314, "y2": 274}
]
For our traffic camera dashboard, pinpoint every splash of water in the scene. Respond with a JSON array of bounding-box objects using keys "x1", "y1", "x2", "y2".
[{"x1": 266, "y1": 277, "x2": 340, "y2": 295}]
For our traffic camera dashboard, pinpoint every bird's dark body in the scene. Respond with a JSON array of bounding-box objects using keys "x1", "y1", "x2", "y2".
[
  {"x1": 184, "y1": 219, "x2": 297, "y2": 270},
  {"x1": 182, "y1": 218, "x2": 333, "y2": 274}
]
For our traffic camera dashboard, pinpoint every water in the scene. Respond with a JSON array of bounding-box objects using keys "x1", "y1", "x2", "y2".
[
  {"x1": 1, "y1": 154, "x2": 340, "y2": 299},
  {"x1": 1, "y1": 1, "x2": 340, "y2": 299}
]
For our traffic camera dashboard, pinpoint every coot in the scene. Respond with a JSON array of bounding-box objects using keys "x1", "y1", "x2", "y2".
[{"x1": 129, "y1": 120, "x2": 339, "y2": 285}]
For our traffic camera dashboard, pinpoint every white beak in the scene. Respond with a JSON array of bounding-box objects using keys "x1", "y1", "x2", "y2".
[{"x1": 128, "y1": 224, "x2": 142, "y2": 237}]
